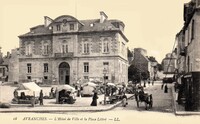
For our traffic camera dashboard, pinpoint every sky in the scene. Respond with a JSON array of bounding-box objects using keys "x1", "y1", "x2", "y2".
[{"x1": 0, "y1": 0, "x2": 191, "y2": 63}]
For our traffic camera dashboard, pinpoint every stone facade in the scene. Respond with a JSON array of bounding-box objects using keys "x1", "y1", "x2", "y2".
[
  {"x1": 8, "y1": 48, "x2": 20, "y2": 82},
  {"x1": 176, "y1": 0, "x2": 200, "y2": 111},
  {"x1": 133, "y1": 48, "x2": 151, "y2": 79},
  {"x1": 18, "y1": 12, "x2": 129, "y2": 85}
]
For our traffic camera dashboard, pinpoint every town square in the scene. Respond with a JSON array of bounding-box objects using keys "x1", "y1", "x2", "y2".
[{"x1": 1, "y1": 0, "x2": 200, "y2": 124}]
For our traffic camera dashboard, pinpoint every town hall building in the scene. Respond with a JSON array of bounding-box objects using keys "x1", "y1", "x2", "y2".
[{"x1": 18, "y1": 12, "x2": 129, "y2": 85}]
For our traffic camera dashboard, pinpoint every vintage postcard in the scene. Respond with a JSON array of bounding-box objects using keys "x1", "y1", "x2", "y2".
[{"x1": 0, "y1": 0, "x2": 200, "y2": 124}]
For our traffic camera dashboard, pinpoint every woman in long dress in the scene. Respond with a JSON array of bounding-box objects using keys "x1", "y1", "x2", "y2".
[{"x1": 90, "y1": 91, "x2": 98, "y2": 106}]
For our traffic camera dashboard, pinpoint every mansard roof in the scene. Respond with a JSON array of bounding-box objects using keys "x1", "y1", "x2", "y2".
[
  {"x1": 18, "y1": 15, "x2": 126, "y2": 39},
  {"x1": 19, "y1": 25, "x2": 52, "y2": 37}
]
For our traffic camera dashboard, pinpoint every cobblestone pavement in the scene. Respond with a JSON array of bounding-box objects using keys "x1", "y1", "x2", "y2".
[{"x1": 114, "y1": 81, "x2": 174, "y2": 113}]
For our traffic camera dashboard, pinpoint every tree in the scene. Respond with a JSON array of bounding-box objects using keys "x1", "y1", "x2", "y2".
[
  {"x1": 148, "y1": 56, "x2": 157, "y2": 62},
  {"x1": 157, "y1": 63, "x2": 163, "y2": 71},
  {"x1": 128, "y1": 64, "x2": 150, "y2": 83},
  {"x1": 141, "y1": 71, "x2": 150, "y2": 80}
]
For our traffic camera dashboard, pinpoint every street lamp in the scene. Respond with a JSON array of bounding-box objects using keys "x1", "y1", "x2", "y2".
[{"x1": 103, "y1": 68, "x2": 107, "y2": 105}]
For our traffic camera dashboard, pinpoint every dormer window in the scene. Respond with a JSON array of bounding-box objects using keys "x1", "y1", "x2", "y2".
[
  {"x1": 70, "y1": 24, "x2": 74, "y2": 30},
  {"x1": 56, "y1": 24, "x2": 61, "y2": 31}
]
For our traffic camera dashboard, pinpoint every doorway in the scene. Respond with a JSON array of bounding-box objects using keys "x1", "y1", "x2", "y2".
[{"x1": 59, "y1": 62, "x2": 70, "y2": 84}]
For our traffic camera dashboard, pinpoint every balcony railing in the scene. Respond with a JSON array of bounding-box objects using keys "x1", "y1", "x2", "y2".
[{"x1": 54, "y1": 52, "x2": 74, "y2": 58}]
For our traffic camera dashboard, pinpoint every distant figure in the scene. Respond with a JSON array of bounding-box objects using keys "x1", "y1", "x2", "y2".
[
  {"x1": 50, "y1": 87, "x2": 54, "y2": 98},
  {"x1": 122, "y1": 92, "x2": 128, "y2": 107},
  {"x1": 174, "y1": 82, "x2": 178, "y2": 92},
  {"x1": 77, "y1": 85, "x2": 80, "y2": 97},
  {"x1": 90, "y1": 90, "x2": 98, "y2": 106},
  {"x1": 148, "y1": 79, "x2": 151, "y2": 85},
  {"x1": 143, "y1": 80, "x2": 146, "y2": 87},
  {"x1": 161, "y1": 83, "x2": 164, "y2": 90},
  {"x1": 152, "y1": 80, "x2": 154, "y2": 85},
  {"x1": 39, "y1": 90, "x2": 44, "y2": 105},
  {"x1": 13, "y1": 89, "x2": 18, "y2": 98},
  {"x1": 51, "y1": 87, "x2": 54, "y2": 93},
  {"x1": 164, "y1": 84, "x2": 168, "y2": 93}
]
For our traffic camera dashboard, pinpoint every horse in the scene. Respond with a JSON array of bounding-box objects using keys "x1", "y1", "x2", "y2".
[{"x1": 135, "y1": 91, "x2": 153, "y2": 110}]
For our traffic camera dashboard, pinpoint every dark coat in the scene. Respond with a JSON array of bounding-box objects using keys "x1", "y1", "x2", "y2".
[
  {"x1": 39, "y1": 91, "x2": 44, "y2": 105},
  {"x1": 164, "y1": 85, "x2": 168, "y2": 93},
  {"x1": 90, "y1": 92, "x2": 98, "y2": 106}
]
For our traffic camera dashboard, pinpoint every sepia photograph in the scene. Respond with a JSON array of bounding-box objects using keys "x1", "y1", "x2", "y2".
[{"x1": 0, "y1": 0, "x2": 200, "y2": 124}]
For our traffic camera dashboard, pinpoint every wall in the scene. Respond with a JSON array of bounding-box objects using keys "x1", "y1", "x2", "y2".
[
  {"x1": 186, "y1": 11, "x2": 200, "y2": 72},
  {"x1": 8, "y1": 49, "x2": 19, "y2": 82}
]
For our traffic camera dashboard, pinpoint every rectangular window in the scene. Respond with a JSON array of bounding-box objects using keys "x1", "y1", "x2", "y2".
[
  {"x1": 104, "y1": 76, "x2": 108, "y2": 80},
  {"x1": 191, "y1": 20, "x2": 195, "y2": 40},
  {"x1": 103, "y1": 62, "x2": 109, "y2": 74},
  {"x1": 83, "y1": 43, "x2": 89, "y2": 53},
  {"x1": 27, "y1": 76, "x2": 31, "y2": 80},
  {"x1": 65, "y1": 45, "x2": 68, "y2": 53},
  {"x1": 103, "y1": 62, "x2": 109, "y2": 65},
  {"x1": 84, "y1": 62, "x2": 89, "y2": 73},
  {"x1": 62, "y1": 44, "x2": 68, "y2": 53},
  {"x1": 188, "y1": 26, "x2": 190, "y2": 45},
  {"x1": 44, "y1": 76, "x2": 48, "y2": 80},
  {"x1": 43, "y1": 45, "x2": 49, "y2": 55},
  {"x1": 0, "y1": 68, "x2": 2, "y2": 73},
  {"x1": 56, "y1": 25, "x2": 61, "y2": 31},
  {"x1": 26, "y1": 44, "x2": 32, "y2": 55},
  {"x1": 103, "y1": 40, "x2": 109, "y2": 53},
  {"x1": 44, "y1": 63, "x2": 48, "y2": 73},
  {"x1": 27, "y1": 63, "x2": 32, "y2": 73},
  {"x1": 70, "y1": 24, "x2": 74, "y2": 30},
  {"x1": 84, "y1": 76, "x2": 88, "y2": 79}
]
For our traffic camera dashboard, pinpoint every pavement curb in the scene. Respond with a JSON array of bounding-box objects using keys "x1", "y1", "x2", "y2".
[{"x1": 0, "y1": 95, "x2": 134, "y2": 113}]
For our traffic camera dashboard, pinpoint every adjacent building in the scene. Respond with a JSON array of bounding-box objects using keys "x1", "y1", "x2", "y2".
[
  {"x1": 176, "y1": 0, "x2": 200, "y2": 111},
  {"x1": 18, "y1": 12, "x2": 129, "y2": 85},
  {"x1": 132, "y1": 48, "x2": 158, "y2": 81},
  {"x1": 8, "y1": 48, "x2": 20, "y2": 83},
  {"x1": 148, "y1": 56, "x2": 158, "y2": 81},
  {"x1": 0, "y1": 48, "x2": 20, "y2": 83},
  {"x1": 0, "y1": 50, "x2": 10, "y2": 82},
  {"x1": 162, "y1": 52, "x2": 177, "y2": 74}
]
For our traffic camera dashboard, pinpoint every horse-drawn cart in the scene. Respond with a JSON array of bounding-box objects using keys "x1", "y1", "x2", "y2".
[{"x1": 135, "y1": 90, "x2": 153, "y2": 110}]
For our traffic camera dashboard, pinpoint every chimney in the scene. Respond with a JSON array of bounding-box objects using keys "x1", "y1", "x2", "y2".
[
  {"x1": 44, "y1": 16, "x2": 53, "y2": 27},
  {"x1": 7, "y1": 52, "x2": 10, "y2": 57},
  {"x1": 100, "y1": 11, "x2": 108, "y2": 23}
]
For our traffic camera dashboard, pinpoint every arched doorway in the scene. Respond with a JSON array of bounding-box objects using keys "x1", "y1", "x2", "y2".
[{"x1": 59, "y1": 62, "x2": 70, "y2": 84}]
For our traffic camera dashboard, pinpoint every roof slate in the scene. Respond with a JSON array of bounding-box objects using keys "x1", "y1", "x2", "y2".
[{"x1": 19, "y1": 19, "x2": 124, "y2": 37}]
